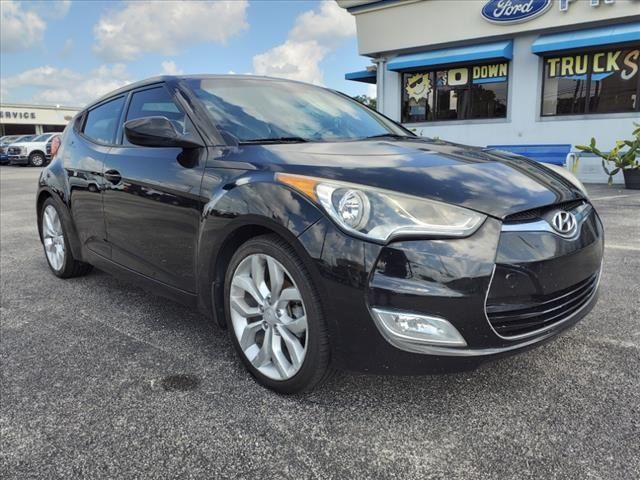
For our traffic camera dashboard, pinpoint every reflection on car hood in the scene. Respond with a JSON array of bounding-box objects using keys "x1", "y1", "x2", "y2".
[{"x1": 229, "y1": 138, "x2": 583, "y2": 219}]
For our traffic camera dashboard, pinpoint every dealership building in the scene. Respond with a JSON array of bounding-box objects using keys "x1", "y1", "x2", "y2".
[
  {"x1": 0, "y1": 103, "x2": 80, "y2": 137},
  {"x1": 340, "y1": 0, "x2": 640, "y2": 183}
]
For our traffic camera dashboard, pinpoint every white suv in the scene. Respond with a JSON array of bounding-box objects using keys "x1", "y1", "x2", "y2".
[{"x1": 7, "y1": 132, "x2": 59, "y2": 167}]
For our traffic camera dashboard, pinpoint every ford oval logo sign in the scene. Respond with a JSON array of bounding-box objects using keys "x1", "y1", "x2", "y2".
[{"x1": 482, "y1": 0, "x2": 552, "y2": 24}]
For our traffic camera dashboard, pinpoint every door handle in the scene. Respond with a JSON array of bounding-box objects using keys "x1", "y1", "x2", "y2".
[{"x1": 104, "y1": 169, "x2": 122, "y2": 184}]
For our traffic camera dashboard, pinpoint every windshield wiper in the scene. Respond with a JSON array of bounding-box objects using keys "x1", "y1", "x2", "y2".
[
  {"x1": 239, "y1": 136, "x2": 309, "y2": 145},
  {"x1": 362, "y1": 133, "x2": 414, "y2": 140}
]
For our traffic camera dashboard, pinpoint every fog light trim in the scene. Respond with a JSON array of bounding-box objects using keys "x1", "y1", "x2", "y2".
[{"x1": 371, "y1": 307, "x2": 467, "y2": 350}]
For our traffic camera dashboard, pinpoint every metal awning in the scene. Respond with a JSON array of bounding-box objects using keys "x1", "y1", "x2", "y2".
[
  {"x1": 387, "y1": 40, "x2": 513, "y2": 72},
  {"x1": 531, "y1": 22, "x2": 640, "y2": 55},
  {"x1": 345, "y1": 70, "x2": 377, "y2": 84}
]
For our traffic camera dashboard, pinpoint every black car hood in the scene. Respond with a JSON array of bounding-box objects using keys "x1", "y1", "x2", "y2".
[{"x1": 227, "y1": 138, "x2": 583, "y2": 219}]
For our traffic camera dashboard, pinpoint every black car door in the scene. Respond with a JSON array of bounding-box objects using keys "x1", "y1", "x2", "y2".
[
  {"x1": 68, "y1": 95, "x2": 127, "y2": 259},
  {"x1": 102, "y1": 84, "x2": 206, "y2": 292}
]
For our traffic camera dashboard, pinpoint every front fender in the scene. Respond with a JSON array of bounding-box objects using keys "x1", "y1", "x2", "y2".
[{"x1": 196, "y1": 174, "x2": 326, "y2": 325}]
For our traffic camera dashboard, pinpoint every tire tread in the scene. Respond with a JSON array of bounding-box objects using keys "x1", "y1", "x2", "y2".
[
  {"x1": 225, "y1": 233, "x2": 334, "y2": 393},
  {"x1": 41, "y1": 198, "x2": 93, "y2": 279}
]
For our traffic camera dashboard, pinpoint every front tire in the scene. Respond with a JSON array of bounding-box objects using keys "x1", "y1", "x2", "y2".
[
  {"x1": 224, "y1": 234, "x2": 332, "y2": 394},
  {"x1": 40, "y1": 198, "x2": 93, "y2": 278},
  {"x1": 29, "y1": 152, "x2": 45, "y2": 167}
]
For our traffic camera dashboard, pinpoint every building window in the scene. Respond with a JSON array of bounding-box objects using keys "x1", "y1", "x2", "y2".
[
  {"x1": 42, "y1": 125, "x2": 66, "y2": 133},
  {"x1": 401, "y1": 62, "x2": 508, "y2": 123},
  {"x1": 541, "y1": 46, "x2": 640, "y2": 116}
]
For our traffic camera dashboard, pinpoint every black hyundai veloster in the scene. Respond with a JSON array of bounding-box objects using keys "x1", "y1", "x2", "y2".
[{"x1": 37, "y1": 75, "x2": 603, "y2": 393}]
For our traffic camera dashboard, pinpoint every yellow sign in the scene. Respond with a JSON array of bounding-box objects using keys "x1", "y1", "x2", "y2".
[
  {"x1": 473, "y1": 63, "x2": 508, "y2": 81},
  {"x1": 546, "y1": 49, "x2": 639, "y2": 80},
  {"x1": 441, "y1": 63, "x2": 509, "y2": 87},
  {"x1": 405, "y1": 73, "x2": 431, "y2": 102}
]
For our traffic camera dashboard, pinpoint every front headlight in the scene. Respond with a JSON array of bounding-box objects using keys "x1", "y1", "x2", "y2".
[
  {"x1": 276, "y1": 173, "x2": 486, "y2": 243},
  {"x1": 543, "y1": 163, "x2": 588, "y2": 198}
]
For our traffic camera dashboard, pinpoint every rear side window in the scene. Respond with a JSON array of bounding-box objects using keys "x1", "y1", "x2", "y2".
[
  {"x1": 123, "y1": 86, "x2": 192, "y2": 145},
  {"x1": 83, "y1": 96, "x2": 125, "y2": 144}
]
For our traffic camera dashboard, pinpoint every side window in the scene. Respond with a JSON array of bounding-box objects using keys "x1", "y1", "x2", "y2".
[
  {"x1": 123, "y1": 86, "x2": 193, "y2": 145},
  {"x1": 83, "y1": 96, "x2": 125, "y2": 144}
]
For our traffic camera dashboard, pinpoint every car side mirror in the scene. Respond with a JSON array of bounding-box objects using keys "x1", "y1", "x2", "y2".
[{"x1": 124, "y1": 116, "x2": 203, "y2": 149}]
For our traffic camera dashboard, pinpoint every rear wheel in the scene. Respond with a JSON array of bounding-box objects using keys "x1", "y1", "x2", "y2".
[
  {"x1": 40, "y1": 199, "x2": 92, "y2": 278},
  {"x1": 224, "y1": 234, "x2": 332, "y2": 394},
  {"x1": 29, "y1": 152, "x2": 45, "y2": 167}
]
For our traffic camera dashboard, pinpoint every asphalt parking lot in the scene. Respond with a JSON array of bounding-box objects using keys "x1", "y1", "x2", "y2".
[{"x1": 1, "y1": 165, "x2": 639, "y2": 480}]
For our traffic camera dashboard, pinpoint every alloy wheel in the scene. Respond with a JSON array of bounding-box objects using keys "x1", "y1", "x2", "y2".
[
  {"x1": 229, "y1": 253, "x2": 308, "y2": 381},
  {"x1": 42, "y1": 205, "x2": 65, "y2": 271},
  {"x1": 31, "y1": 154, "x2": 44, "y2": 167}
]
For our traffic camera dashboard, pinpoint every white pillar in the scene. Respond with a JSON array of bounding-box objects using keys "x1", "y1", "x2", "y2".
[{"x1": 375, "y1": 58, "x2": 386, "y2": 113}]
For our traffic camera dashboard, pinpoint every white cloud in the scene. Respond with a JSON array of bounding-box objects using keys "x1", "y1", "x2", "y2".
[
  {"x1": 1, "y1": 64, "x2": 132, "y2": 106},
  {"x1": 93, "y1": 0, "x2": 249, "y2": 62},
  {"x1": 49, "y1": 0, "x2": 71, "y2": 20},
  {"x1": 161, "y1": 60, "x2": 183, "y2": 75},
  {"x1": 289, "y1": 0, "x2": 356, "y2": 47},
  {"x1": 1, "y1": 0, "x2": 47, "y2": 52},
  {"x1": 253, "y1": 40, "x2": 328, "y2": 85},
  {"x1": 252, "y1": 1, "x2": 355, "y2": 85}
]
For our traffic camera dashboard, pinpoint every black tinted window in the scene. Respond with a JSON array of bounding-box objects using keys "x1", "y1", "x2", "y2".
[
  {"x1": 83, "y1": 97, "x2": 125, "y2": 143},
  {"x1": 124, "y1": 86, "x2": 190, "y2": 145}
]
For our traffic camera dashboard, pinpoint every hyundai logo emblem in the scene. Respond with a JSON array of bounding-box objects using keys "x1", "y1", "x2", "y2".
[{"x1": 551, "y1": 211, "x2": 577, "y2": 235}]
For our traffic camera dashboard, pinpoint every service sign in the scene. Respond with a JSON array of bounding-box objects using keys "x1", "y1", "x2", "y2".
[
  {"x1": 482, "y1": 0, "x2": 552, "y2": 24},
  {"x1": 0, "y1": 110, "x2": 36, "y2": 120}
]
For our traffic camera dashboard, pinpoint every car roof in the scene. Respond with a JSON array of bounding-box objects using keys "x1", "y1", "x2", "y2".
[{"x1": 85, "y1": 74, "x2": 318, "y2": 110}]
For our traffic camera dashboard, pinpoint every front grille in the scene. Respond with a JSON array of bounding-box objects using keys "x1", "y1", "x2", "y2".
[
  {"x1": 486, "y1": 273, "x2": 598, "y2": 337},
  {"x1": 504, "y1": 200, "x2": 585, "y2": 223},
  {"x1": 8, "y1": 147, "x2": 21, "y2": 155},
  {"x1": 0, "y1": 147, "x2": 5, "y2": 154}
]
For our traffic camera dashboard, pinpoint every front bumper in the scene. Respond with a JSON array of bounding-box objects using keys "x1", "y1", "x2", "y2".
[
  {"x1": 8, "y1": 155, "x2": 28, "y2": 165},
  {"x1": 8, "y1": 154, "x2": 51, "y2": 165},
  {"x1": 300, "y1": 205, "x2": 604, "y2": 374}
]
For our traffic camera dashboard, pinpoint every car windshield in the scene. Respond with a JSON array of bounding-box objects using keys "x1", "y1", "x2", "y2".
[
  {"x1": 185, "y1": 77, "x2": 409, "y2": 143},
  {"x1": 32, "y1": 134, "x2": 52, "y2": 142},
  {"x1": 15, "y1": 135, "x2": 35, "y2": 142}
]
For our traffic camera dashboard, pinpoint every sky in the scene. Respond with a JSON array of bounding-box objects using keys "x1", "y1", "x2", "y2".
[{"x1": 0, "y1": 0, "x2": 375, "y2": 107}]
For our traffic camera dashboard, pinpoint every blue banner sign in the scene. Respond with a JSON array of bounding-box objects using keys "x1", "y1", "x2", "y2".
[{"x1": 482, "y1": 0, "x2": 552, "y2": 24}]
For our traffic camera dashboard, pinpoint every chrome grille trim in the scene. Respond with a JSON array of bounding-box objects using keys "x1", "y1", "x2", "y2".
[
  {"x1": 483, "y1": 266, "x2": 602, "y2": 341},
  {"x1": 501, "y1": 203, "x2": 592, "y2": 239}
]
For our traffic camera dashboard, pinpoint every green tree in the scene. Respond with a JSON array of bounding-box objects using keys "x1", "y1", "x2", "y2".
[{"x1": 352, "y1": 95, "x2": 377, "y2": 111}]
